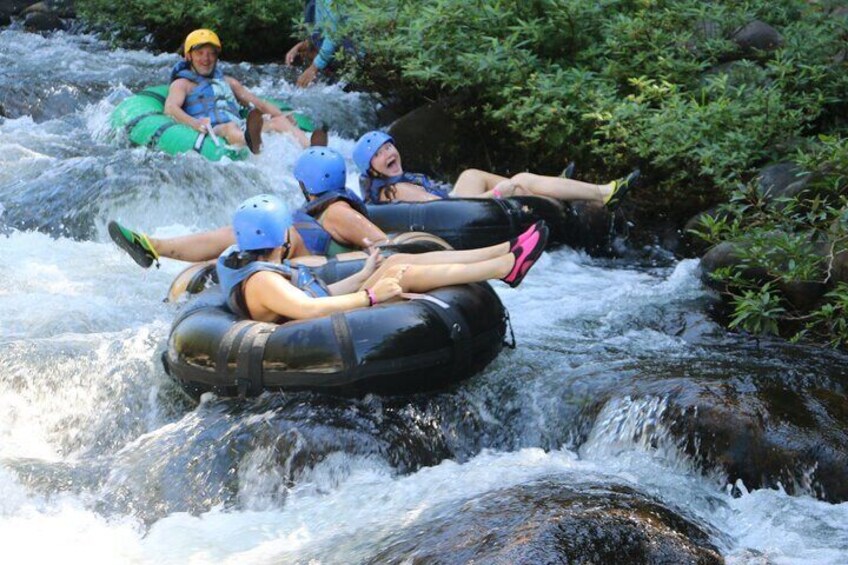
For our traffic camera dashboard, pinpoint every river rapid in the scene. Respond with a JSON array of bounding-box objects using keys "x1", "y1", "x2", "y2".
[{"x1": 0, "y1": 29, "x2": 846, "y2": 564}]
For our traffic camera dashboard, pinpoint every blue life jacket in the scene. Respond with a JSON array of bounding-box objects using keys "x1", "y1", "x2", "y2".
[
  {"x1": 359, "y1": 172, "x2": 450, "y2": 204},
  {"x1": 170, "y1": 61, "x2": 241, "y2": 127},
  {"x1": 217, "y1": 245, "x2": 330, "y2": 319},
  {"x1": 303, "y1": 188, "x2": 369, "y2": 218},
  {"x1": 292, "y1": 209, "x2": 334, "y2": 256}
]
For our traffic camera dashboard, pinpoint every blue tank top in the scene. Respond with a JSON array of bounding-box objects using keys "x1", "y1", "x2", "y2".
[
  {"x1": 216, "y1": 245, "x2": 330, "y2": 319},
  {"x1": 359, "y1": 172, "x2": 450, "y2": 204},
  {"x1": 170, "y1": 61, "x2": 241, "y2": 127}
]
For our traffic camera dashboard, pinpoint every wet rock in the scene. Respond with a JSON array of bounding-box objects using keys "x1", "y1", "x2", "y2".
[
  {"x1": 96, "y1": 394, "x2": 454, "y2": 523},
  {"x1": 778, "y1": 279, "x2": 828, "y2": 311},
  {"x1": 756, "y1": 162, "x2": 811, "y2": 204},
  {"x1": 368, "y1": 480, "x2": 723, "y2": 564},
  {"x1": 52, "y1": 0, "x2": 74, "y2": 18},
  {"x1": 24, "y1": 0, "x2": 76, "y2": 18},
  {"x1": 663, "y1": 366, "x2": 848, "y2": 503},
  {"x1": 731, "y1": 20, "x2": 783, "y2": 57},
  {"x1": 24, "y1": 9, "x2": 64, "y2": 32},
  {"x1": 699, "y1": 240, "x2": 768, "y2": 291},
  {"x1": 22, "y1": 0, "x2": 48, "y2": 13},
  {"x1": 0, "y1": 0, "x2": 30, "y2": 25},
  {"x1": 569, "y1": 201, "x2": 613, "y2": 255}
]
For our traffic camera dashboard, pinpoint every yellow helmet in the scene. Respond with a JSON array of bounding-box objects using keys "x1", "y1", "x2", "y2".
[{"x1": 183, "y1": 29, "x2": 222, "y2": 55}]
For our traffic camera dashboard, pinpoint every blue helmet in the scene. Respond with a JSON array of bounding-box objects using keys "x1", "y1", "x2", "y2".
[
  {"x1": 232, "y1": 194, "x2": 292, "y2": 251},
  {"x1": 293, "y1": 147, "x2": 347, "y2": 195},
  {"x1": 353, "y1": 131, "x2": 393, "y2": 173}
]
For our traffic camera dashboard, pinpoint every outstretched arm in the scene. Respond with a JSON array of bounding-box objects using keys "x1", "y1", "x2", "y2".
[{"x1": 246, "y1": 271, "x2": 401, "y2": 321}]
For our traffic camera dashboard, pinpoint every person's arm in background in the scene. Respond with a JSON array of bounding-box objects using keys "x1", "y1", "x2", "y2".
[{"x1": 297, "y1": 0, "x2": 339, "y2": 87}]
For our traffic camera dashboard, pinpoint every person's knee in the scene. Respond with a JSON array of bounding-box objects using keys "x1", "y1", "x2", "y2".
[
  {"x1": 268, "y1": 115, "x2": 290, "y2": 132},
  {"x1": 457, "y1": 168, "x2": 485, "y2": 182},
  {"x1": 510, "y1": 172, "x2": 536, "y2": 185}
]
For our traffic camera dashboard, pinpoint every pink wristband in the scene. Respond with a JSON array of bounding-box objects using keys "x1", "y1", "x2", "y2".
[
  {"x1": 492, "y1": 188, "x2": 503, "y2": 199},
  {"x1": 367, "y1": 288, "x2": 377, "y2": 306}
]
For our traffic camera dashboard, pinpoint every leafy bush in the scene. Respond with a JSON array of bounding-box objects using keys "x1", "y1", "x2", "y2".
[
  {"x1": 77, "y1": 0, "x2": 303, "y2": 60},
  {"x1": 693, "y1": 135, "x2": 848, "y2": 346}
]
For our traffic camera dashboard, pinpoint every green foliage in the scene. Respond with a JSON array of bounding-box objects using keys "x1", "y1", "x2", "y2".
[
  {"x1": 77, "y1": 0, "x2": 302, "y2": 60},
  {"x1": 695, "y1": 135, "x2": 848, "y2": 346},
  {"x1": 807, "y1": 283, "x2": 848, "y2": 347},
  {"x1": 728, "y1": 282, "x2": 786, "y2": 336}
]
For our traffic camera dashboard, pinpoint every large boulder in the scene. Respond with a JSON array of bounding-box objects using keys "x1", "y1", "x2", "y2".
[
  {"x1": 778, "y1": 279, "x2": 828, "y2": 311},
  {"x1": 756, "y1": 162, "x2": 811, "y2": 204},
  {"x1": 24, "y1": 9, "x2": 65, "y2": 32},
  {"x1": 23, "y1": 0, "x2": 76, "y2": 18},
  {"x1": 665, "y1": 374, "x2": 848, "y2": 503},
  {"x1": 387, "y1": 98, "x2": 479, "y2": 179},
  {"x1": 368, "y1": 480, "x2": 722, "y2": 564},
  {"x1": 731, "y1": 20, "x2": 783, "y2": 57},
  {"x1": 699, "y1": 240, "x2": 769, "y2": 291},
  {"x1": 0, "y1": 0, "x2": 30, "y2": 25}
]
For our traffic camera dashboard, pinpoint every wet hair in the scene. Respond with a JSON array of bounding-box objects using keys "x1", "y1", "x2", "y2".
[{"x1": 222, "y1": 248, "x2": 274, "y2": 269}]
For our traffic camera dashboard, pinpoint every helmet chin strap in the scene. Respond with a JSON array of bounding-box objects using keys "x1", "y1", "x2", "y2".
[{"x1": 298, "y1": 182, "x2": 311, "y2": 202}]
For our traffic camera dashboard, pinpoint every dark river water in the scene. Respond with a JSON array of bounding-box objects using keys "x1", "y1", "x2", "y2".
[{"x1": 1, "y1": 29, "x2": 846, "y2": 563}]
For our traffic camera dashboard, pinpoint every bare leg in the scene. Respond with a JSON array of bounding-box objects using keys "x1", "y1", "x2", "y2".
[
  {"x1": 359, "y1": 255, "x2": 515, "y2": 293},
  {"x1": 214, "y1": 122, "x2": 246, "y2": 146},
  {"x1": 509, "y1": 172, "x2": 609, "y2": 202},
  {"x1": 149, "y1": 226, "x2": 235, "y2": 262},
  {"x1": 451, "y1": 168, "x2": 508, "y2": 198},
  {"x1": 453, "y1": 169, "x2": 614, "y2": 202},
  {"x1": 212, "y1": 116, "x2": 309, "y2": 148},
  {"x1": 266, "y1": 114, "x2": 310, "y2": 148},
  {"x1": 379, "y1": 240, "x2": 511, "y2": 270}
]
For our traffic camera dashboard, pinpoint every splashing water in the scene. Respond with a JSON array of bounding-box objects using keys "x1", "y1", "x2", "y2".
[{"x1": 1, "y1": 29, "x2": 847, "y2": 564}]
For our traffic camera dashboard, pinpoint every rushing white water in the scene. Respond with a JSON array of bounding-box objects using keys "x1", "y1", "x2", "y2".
[{"x1": 1, "y1": 29, "x2": 847, "y2": 564}]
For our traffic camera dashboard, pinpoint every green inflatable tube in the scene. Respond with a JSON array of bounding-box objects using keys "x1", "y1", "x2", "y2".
[{"x1": 110, "y1": 85, "x2": 316, "y2": 161}]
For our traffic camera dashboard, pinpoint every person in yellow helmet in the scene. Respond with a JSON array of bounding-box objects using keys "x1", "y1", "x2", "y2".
[{"x1": 166, "y1": 29, "x2": 318, "y2": 154}]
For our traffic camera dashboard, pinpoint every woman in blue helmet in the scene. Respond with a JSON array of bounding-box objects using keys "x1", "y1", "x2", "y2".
[
  {"x1": 109, "y1": 148, "x2": 391, "y2": 269},
  {"x1": 291, "y1": 147, "x2": 390, "y2": 256},
  {"x1": 218, "y1": 194, "x2": 549, "y2": 322},
  {"x1": 353, "y1": 131, "x2": 639, "y2": 206}
]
